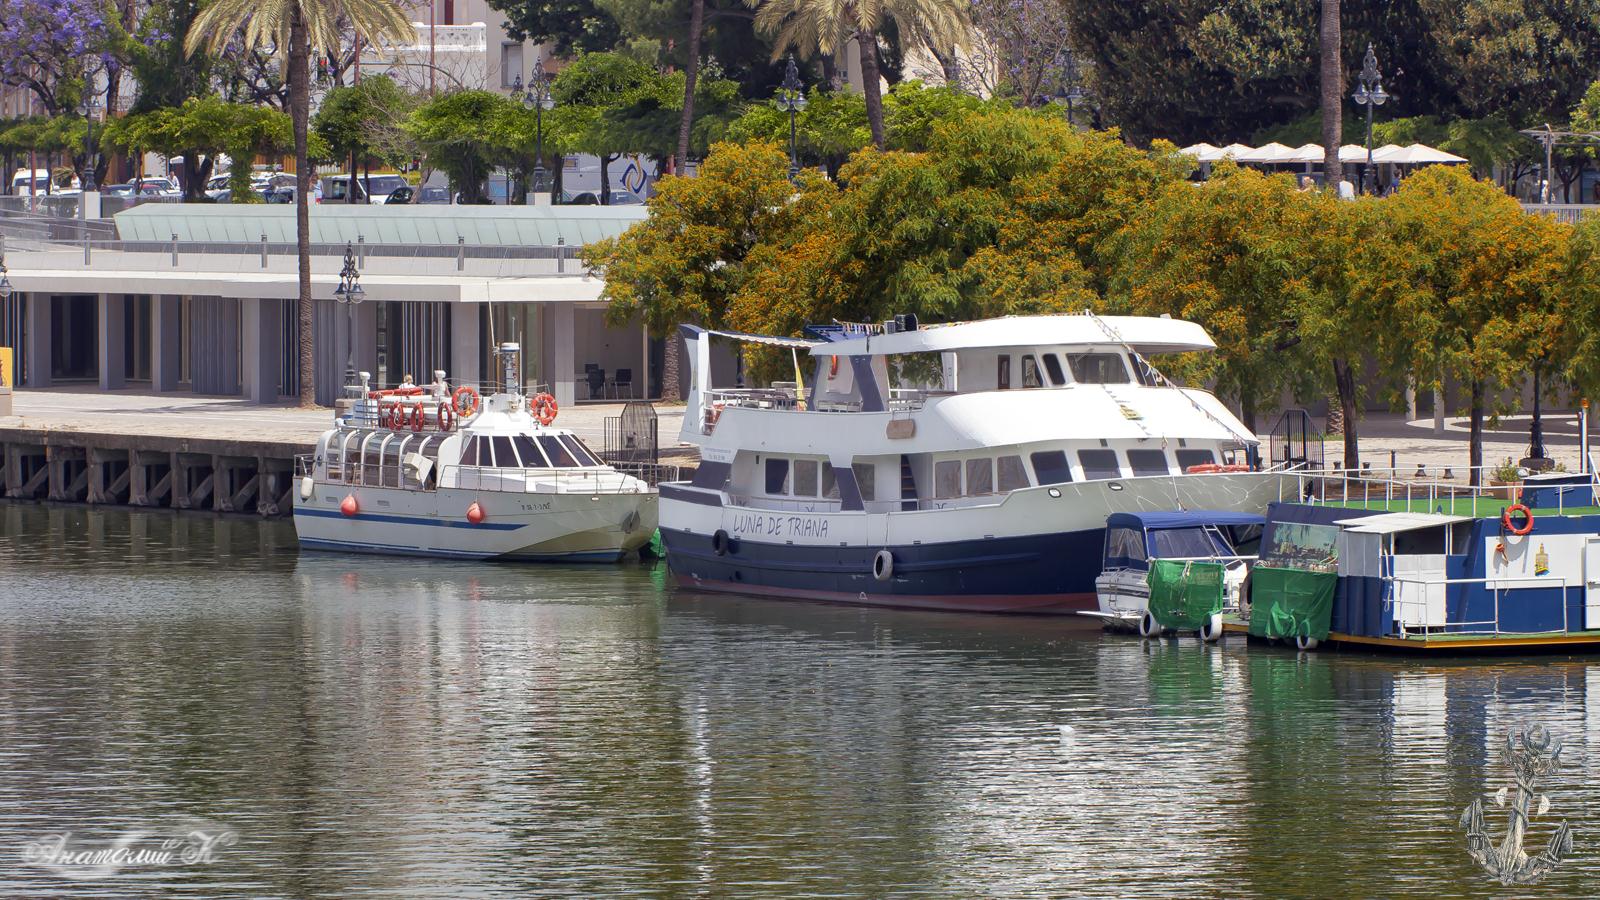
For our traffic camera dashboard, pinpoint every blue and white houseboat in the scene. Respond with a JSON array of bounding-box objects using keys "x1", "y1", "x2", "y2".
[{"x1": 659, "y1": 313, "x2": 1304, "y2": 613}]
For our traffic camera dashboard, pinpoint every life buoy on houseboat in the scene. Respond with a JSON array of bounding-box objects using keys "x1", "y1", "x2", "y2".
[
  {"x1": 437, "y1": 402, "x2": 455, "y2": 431},
  {"x1": 1185, "y1": 463, "x2": 1251, "y2": 474},
  {"x1": 410, "y1": 404, "x2": 426, "y2": 432},
  {"x1": 532, "y1": 392, "x2": 559, "y2": 426},
  {"x1": 453, "y1": 386, "x2": 481, "y2": 418},
  {"x1": 1503, "y1": 503, "x2": 1535, "y2": 536}
]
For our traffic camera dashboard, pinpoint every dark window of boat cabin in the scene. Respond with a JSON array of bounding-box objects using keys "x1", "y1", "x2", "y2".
[
  {"x1": 1042, "y1": 354, "x2": 1066, "y2": 386},
  {"x1": 1078, "y1": 449, "x2": 1122, "y2": 480},
  {"x1": 1175, "y1": 449, "x2": 1217, "y2": 471},
  {"x1": 765, "y1": 458, "x2": 790, "y2": 494},
  {"x1": 1132, "y1": 357, "x2": 1159, "y2": 386},
  {"x1": 997, "y1": 354, "x2": 1011, "y2": 389},
  {"x1": 1149, "y1": 527, "x2": 1225, "y2": 559},
  {"x1": 491, "y1": 436, "x2": 517, "y2": 468},
  {"x1": 1105, "y1": 527, "x2": 1147, "y2": 563},
  {"x1": 514, "y1": 435, "x2": 547, "y2": 467},
  {"x1": 458, "y1": 436, "x2": 479, "y2": 466},
  {"x1": 794, "y1": 459, "x2": 820, "y2": 496},
  {"x1": 559, "y1": 435, "x2": 601, "y2": 467},
  {"x1": 537, "y1": 435, "x2": 579, "y2": 467},
  {"x1": 1030, "y1": 450, "x2": 1072, "y2": 485},
  {"x1": 966, "y1": 458, "x2": 994, "y2": 494},
  {"x1": 1394, "y1": 525, "x2": 1448, "y2": 556},
  {"x1": 997, "y1": 455, "x2": 1029, "y2": 491},
  {"x1": 1067, "y1": 352, "x2": 1131, "y2": 384},
  {"x1": 1021, "y1": 355, "x2": 1041, "y2": 388},
  {"x1": 852, "y1": 462, "x2": 876, "y2": 501},
  {"x1": 1126, "y1": 449, "x2": 1170, "y2": 477},
  {"x1": 934, "y1": 460, "x2": 962, "y2": 498},
  {"x1": 821, "y1": 462, "x2": 839, "y2": 499}
]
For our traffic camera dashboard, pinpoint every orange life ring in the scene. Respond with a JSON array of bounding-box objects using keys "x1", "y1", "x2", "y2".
[
  {"x1": 1219, "y1": 463, "x2": 1251, "y2": 473},
  {"x1": 437, "y1": 402, "x2": 455, "y2": 431},
  {"x1": 1503, "y1": 503, "x2": 1534, "y2": 536},
  {"x1": 1186, "y1": 463, "x2": 1222, "y2": 474},
  {"x1": 410, "y1": 404, "x2": 425, "y2": 432},
  {"x1": 532, "y1": 392, "x2": 559, "y2": 426},
  {"x1": 453, "y1": 386, "x2": 481, "y2": 418},
  {"x1": 385, "y1": 404, "x2": 405, "y2": 430},
  {"x1": 829, "y1": 356, "x2": 839, "y2": 378}
]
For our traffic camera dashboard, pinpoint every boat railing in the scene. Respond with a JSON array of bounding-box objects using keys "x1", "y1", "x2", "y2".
[
  {"x1": 607, "y1": 461, "x2": 681, "y2": 487},
  {"x1": 440, "y1": 463, "x2": 651, "y2": 494},
  {"x1": 1385, "y1": 574, "x2": 1578, "y2": 638},
  {"x1": 1275, "y1": 464, "x2": 1599, "y2": 517}
]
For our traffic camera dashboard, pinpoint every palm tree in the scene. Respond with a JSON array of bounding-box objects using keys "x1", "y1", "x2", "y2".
[
  {"x1": 1319, "y1": 0, "x2": 1342, "y2": 187},
  {"x1": 185, "y1": 0, "x2": 412, "y2": 407},
  {"x1": 676, "y1": 0, "x2": 706, "y2": 175},
  {"x1": 751, "y1": 0, "x2": 971, "y2": 148}
]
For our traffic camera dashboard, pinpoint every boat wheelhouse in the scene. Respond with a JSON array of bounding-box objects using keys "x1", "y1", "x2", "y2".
[
  {"x1": 660, "y1": 312, "x2": 1304, "y2": 613},
  {"x1": 293, "y1": 344, "x2": 657, "y2": 561}
]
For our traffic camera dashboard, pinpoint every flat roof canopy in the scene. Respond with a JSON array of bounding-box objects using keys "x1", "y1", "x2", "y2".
[
  {"x1": 113, "y1": 203, "x2": 649, "y2": 246},
  {"x1": 808, "y1": 314, "x2": 1216, "y2": 358},
  {"x1": 1333, "y1": 512, "x2": 1474, "y2": 534}
]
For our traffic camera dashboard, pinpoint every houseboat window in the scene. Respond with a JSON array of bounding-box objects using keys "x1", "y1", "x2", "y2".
[
  {"x1": 1042, "y1": 354, "x2": 1066, "y2": 386},
  {"x1": 966, "y1": 458, "x2": 994, "y2": 495},
  {"x1": 852, "y1": 462, "x2": 876, "y2": 501},
  {"x1": 1021, "y1": 355, "x2": 1041, "y2": 388},
  {"x1": 934, "y1": 460, "x2": 963, "y2": 499},
  {"x1": 765, "y1": 458, "x2": 790, "y2": 494},
  {"x1": 1078, "y1": 449, "x2": 1122, "y2": 480},
  {"x1": 1175, "y1": 448, "x2": 1217, "y2": 471},
  {"x1": 491, "y1": 436, "x2": 517, "y2": 468},
  {"x1": 1067, "y1": 353, "x2": 1131, "y2": 384},
  {"x1": 559, "y1": 435, "x2": 603, "y2": 467},
  {"x1": 1149, "y1": 527, "x2": 1227, "y2": 559},
  {"x1": 1105, "y1": 527, "x2": 1146, "y2": 562},
  {"x1": 997, "y1": 456, "x2": 1029, "y2": 492},
  {"x1": 794, "y1": 459, "x2": 820, "y2": 497},
  {"x1": 514, "y1": 436, "x2": 548, "y2": 468},
  {"x1": 821, "y1": 462, "x2": 839, "y2": 499},
  {"x1": 537, "y1": 435, "x2": 579, "y2": 467},
  {"x1": 997, "y1": 354, "x2": 1011, "y2": 390},
  {"x1": 1394, "y1": 526, "x2": 1449, "y2": 556},
  {"x1": 1126, "y1": 449, "x2": 1170, "y2": 477},
  {"x1": 1030, "y1": 450, "x2": 1073, "y2": 485}
]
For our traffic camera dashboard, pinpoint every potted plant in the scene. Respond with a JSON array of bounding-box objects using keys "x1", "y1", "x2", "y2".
[{"x1": 1488, "y1": 457, "x2": 1524, "y2": 501}]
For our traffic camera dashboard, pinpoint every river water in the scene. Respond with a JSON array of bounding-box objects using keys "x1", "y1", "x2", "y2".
[{"x1": 4, "y1": 504, "x2": 1600, "y2": 897}]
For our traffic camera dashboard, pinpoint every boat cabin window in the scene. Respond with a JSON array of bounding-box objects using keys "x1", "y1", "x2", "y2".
[
  {"x1": 794, "y1": 460, "x2": 820, "y2": 496},
  {"x1": 1021, "y1": 355, "x2": 1042, "y2": 388},
  {"x1": 935, "y1": 460, "x2": 962, "y2": 499},
  {"x1": 1150, "y1": 527, "x2": 1229, "y2": 559},
  {"x1": 1067, "y1": 353, "x2": 1131, "y2": 385},
  {"x1": 1105, "y1": 527, "x2": 1147, "y2": 563},
  {"x1": 458, "y1": 436, "x2": 479, "y2": 466},
  {"x1": 538, "y1": 435, "x2": 580, "y2": 467},
  {"x1": 559, "y1": 435, "x2": 603, "y2": 467},
  {"x1": 1175, "y1": 448, "x2": 1217, "y2": 471},
  {"x1": 997, "y1": 354, "x2": 1011, "y2": 390},
  {"x1": 1394, "y1": 525, "x2": 1450, "y2": 556},
  {"x1": 491, "y1": 436, "x2": 516, "y2": 468},
  {"x1": 1078, "y1": 449, "x2": 1122, "y2": 480},
  {"x1": 852, "y1": 462, "x2": 876, "y2": 501},
  {"x1": 765, "y1": 458, "x2": 789, "y2": 494},
  {"x1": 821, "y1": 462, "x2": 839, "y2": 499},
  {"x1": 1126, "y1": 449, "x2": 1170, "y2": 477},
  {"x1": 966, "y1": 458, "x2": 994, "y2": 495},
  {"x1": 997, "y1": 455, "x2": 1029, "y2": 492},
  {"x1": 1042, "y1": 354, "x2": 1066, "y2": 386},
  {"x1": 1030, "y1": 450, "x2": 1073, "y2": 485},
  {"x1": 514, "y1": 436, "x2": 547, "y2": 467}
]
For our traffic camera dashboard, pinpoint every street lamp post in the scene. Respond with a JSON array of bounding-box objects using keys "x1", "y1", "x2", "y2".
[
  {"x1": 512, "y1": 56, "x2": 557, "y2": 204},
  {"x1": 0, "y1": 252, "x2": 13, "y2": 302},
  {"x1": 1351, "y1": 43, "x2": 1388, "y2": 195},
  {"x1": 80, "y1": 92, "x2": 99, "y2": 193},
  {"x1": 1059, "y1": 49, "x2": 1087, "y2": 127},
  {"x1": 333, "y1": 242, "x2": 365, "y2": 391},
  {"x1": 775, "y1": 54, "x2": 807, "y2": 181}
]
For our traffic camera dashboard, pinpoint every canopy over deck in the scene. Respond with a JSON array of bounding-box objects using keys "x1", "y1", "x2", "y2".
[
  {"x1": 806, "y1": 314, "x2": 1216, "y2": 358},
  {"x1": 1332, "y1": 511, "x2": 1473, "y2": 534},
  {"x1": 1108, "y1": 510, "x2": 1267, "y2": 531}
]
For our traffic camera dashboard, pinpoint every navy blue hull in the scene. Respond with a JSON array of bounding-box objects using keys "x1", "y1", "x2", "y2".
[{"x1": 662, "y1": 527, "x2": 1105, "y2": 614}]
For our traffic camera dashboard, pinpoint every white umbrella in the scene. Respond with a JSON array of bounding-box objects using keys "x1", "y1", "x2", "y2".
[
  {"x1": 1374, "y1": 143, "x2": 1468, "y2": 164},
  {"x1": 1363, "y1": 144, "x2": 1404, "y2": 163},
  {"x1": 1192, "y1": 143, "x2": 1252, "y2": 162},
  {"x1": 1179, "y1": 143, "x2": 1219, "y2": 158},
  {"x1": 1237, "y1": 142, "x2": 1297, "y2": 163},
  {"x1": 1338, "y1": 144, "x2": 1375, "y2": 163},
  {"x1": 1284, "y1": 143, "x2": 1326, "y2": 163}
]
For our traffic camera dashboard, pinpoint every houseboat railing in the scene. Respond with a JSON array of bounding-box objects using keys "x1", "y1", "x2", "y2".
[
  {"x1": 1385, "y1": 574, "x2": 1577, "y2": 638},
  {"x1": 1294, "y1": 464, "x2": 1600, "y2": 518}
]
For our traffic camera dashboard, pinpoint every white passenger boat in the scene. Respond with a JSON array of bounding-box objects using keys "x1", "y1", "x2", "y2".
[
  {"x1": 293, "y1": 344, "x2": 657, "y2": 561},
  {"x1": 659, "y1": 313, "x2": 1302, "y2": 613}
]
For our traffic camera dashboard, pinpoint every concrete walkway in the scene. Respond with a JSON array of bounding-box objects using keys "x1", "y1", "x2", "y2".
[{"x1": 1287, "y1": 411, "x2": 1588, "y2": 476}]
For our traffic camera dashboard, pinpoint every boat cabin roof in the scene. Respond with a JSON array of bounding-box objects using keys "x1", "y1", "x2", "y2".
[
  {"x1": 1331, "y1": 512, "x2": 1473, "y2": 534},
  {"x1": 807, "y1": 314, "x2": 1216, "y2": 358},
  {"x1": 1108, "y1": 510, "x2": 1267, "y2": 530}
]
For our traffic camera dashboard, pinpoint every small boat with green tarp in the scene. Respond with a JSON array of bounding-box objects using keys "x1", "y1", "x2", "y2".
[{"x1": 1085, "y1": 510, "x2": 1264, "y2": 639}]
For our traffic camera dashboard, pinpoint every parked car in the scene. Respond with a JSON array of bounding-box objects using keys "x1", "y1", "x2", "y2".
[
  {"x1": 102, "y1": 183, "x2": 135, "y2": 197},
  {"x1": 559, "y1": 189, "x2": 645, "y2": 206},
  {"x1": 381, "y1": 185, "x2": 452, "y2": 205}
]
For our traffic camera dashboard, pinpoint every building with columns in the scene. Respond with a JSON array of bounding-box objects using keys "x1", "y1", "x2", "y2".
[{"x1": 0, "y1": 204, "x2": 672, "y2": 408}]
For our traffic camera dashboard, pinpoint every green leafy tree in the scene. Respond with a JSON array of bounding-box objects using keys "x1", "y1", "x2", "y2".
[
  {"x1": 186, "y1": 0, "x2": 413, "y2": 407},
  {"x1": 102, "y1": 96, "x2": 302, "y2": 200},
  {"x1": 408, "y1": 90, "x2": 522, "y2": 203},
  {"x1": 489, "y1": 0, "x2": 622, "y2": 55},
  {"x1": 548, "y1": 51, "x2": 655, "y2": 202},
  {"x1": 313, "y1": 75, "x2": 419, "y2": 201}
]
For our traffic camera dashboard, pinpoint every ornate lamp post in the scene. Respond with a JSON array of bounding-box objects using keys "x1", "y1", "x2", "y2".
[
  {"x1": 512, "y1": 56, "x2": 557, "y2": 202},
  {"x1": 1351, "y1": 43, "x2": 1389, "y2": 194},
  {"x1": 1059, "y1": 49, "x2": 1088, "y2": 127},
  {"x1": 79, "y1": 91, "x2": 99, "y2": 193},
  {"x1": 775, "y1": 54, "x2": 808, "y2": 181},
  {"x1": 333, "y1": 242, "x2": 365, "y2": 389},
  {"x1": 0, "y1": 252, "x2": 13, "y2": 301}
]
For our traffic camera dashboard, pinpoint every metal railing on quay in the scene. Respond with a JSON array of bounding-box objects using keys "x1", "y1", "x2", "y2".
[{"x1": 607, "y1": 461, "x2": 681, "y2": 486}]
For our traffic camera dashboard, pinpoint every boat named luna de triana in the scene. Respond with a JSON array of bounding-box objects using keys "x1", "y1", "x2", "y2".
[
  {"x1": 293, "y1": 343, "x2": 657, "y2": 561},
  {"x1": 659, "y1": 312, "x2": 1302, "y2": 613}
]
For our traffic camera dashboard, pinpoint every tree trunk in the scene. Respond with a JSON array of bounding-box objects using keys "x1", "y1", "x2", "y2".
[
  {"x1": 600, "y1": 154, "x2": 613, "y2": 205},
  {"x1": 1332, "y1": 357, "x2": 1359, "y2": 470},
  {"x1": 291, "y1": 9, "x2": 316, "y2": 407},
  {"x1": 675, "y1": 0, "x2": 705, "y2": 174},
  {"x1": 1319, "y1": 0, "x2": 1342, "y2": 186},
  {"x1": 662, "y1": 333, "x2": 681, "y2": 402},
  {"x1": 932, "y1": 48, "x2": 960, "y2": 91},
  {"x1": 1469, "y1": 378, "x2": 1485, "y2": 487},
  {"x1": 821, "y1": 53, "x2": 844, "y2": 93},
  {"x1": 347, "y1": 148, "x2": 358, "y2": 203},
  {"x1": 859, "y1": 28, "x2": 886, "y2": 148}
]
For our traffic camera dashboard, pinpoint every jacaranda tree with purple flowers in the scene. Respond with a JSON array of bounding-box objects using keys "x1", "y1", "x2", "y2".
[{"x1": 0, "y1": 0, "x2": 120, "y2": 114}]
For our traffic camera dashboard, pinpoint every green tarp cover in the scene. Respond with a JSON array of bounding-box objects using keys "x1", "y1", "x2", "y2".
[
  {"x1": 1248, "y1": 566, "x2": 1338, "y2": 641},
  {"x1": 1146, "y1": 560, "x2": 1227, "y2": 631}
]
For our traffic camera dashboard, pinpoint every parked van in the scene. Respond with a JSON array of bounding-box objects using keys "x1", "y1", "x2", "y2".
[
  {"x1": 10, "y1": 168, "x2": 50, "y2": 194},
  {"x1": 318, "y1": 174, "x2": 409, "y2": 203}
]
